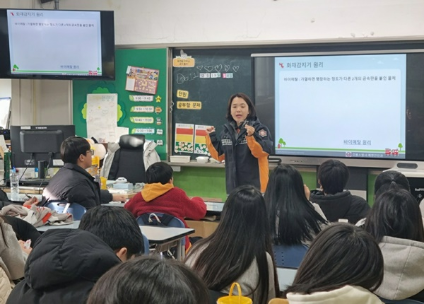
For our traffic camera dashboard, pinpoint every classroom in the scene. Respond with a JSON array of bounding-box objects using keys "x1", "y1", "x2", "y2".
[
  {"x1": 1, "y1": 1, "x2": 424, "y2": 303},
  {"x1": 2, "y1": 0, "x2": 424, "y2": 202}
]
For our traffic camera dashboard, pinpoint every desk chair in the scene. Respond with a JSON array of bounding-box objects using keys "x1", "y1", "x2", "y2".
[
  {"x1": 137, "y1": 212, "x2": 185, "y2": 258},
  {"x1": 46, "y1": 201, "x2": 87, "y2": 220},
  {"x1": 142, "y1": 234, "x2": 150, "y2": 255},
  {"x1": 272, "y1": 244, "x2": 308, "y2": 268},
  {"x1": 108, "y1": 134, "x2": 146, "y2": 184}
]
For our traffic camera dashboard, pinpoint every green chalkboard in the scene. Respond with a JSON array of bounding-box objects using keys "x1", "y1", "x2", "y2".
[
  {"x1": 172, "y1": 48, "x2": 254, "y2": 156},
  {"x1": 72, "y1": 48, "x2": 168, "y2": 160}
]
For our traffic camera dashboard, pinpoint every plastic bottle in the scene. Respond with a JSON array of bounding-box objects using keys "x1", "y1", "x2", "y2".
[{"x1": 10, "y1": 168, "x2": 19, "y2": 201}]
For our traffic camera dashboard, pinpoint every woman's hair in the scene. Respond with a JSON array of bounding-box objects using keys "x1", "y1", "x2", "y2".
[
  {"x1": 264, "y1": 164, "x2": 327, "y2": 245},
  {"x1": 364, "y1": 187, "x2": 424, "y2": 243},
  {"x1": 284, "y1": 223, "x2": 384, "y2": 296},
  {"x1": 374, "y1": 170, "x2": 410, "y2": 198},
  {"x1": 226, "y1": 92, "x2": 257, "y2": 122},
  {"x1": 87, "y1": 256, "x2": 209, "y2": 304},
  {"x1": 186, "y1": 185, "x2": 278, "y2": 304}
]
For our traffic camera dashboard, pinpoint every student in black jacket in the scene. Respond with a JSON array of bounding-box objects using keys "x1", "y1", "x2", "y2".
[
  {"x1": 309, "y1": 159, "x2": 370, "y2": 224},
  {"x1": 7, "y1": 206, "x2": 145, "y2": 304},
  {"x1": 41, "y1": 136, "x2": 126, "y2": 209}
]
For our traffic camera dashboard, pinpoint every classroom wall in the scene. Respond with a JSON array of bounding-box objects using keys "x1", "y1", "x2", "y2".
[
  {"x1": 4, "y1": 0, "x2": 424, "y2": 125},
  {"x1": 0, "y1": 0, "x2": 413, "y2": 199}
]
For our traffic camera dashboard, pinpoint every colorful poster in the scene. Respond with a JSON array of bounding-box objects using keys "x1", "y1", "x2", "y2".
[
  {"x1": 175, "y1": 123, "x2": 194, "y2": 153},
  {"x1": 125, "y1": 66, "x2": 159, "y2": 95},
  {"x1": 194, "y1": 125, "x2": 209, "y2": 155}
]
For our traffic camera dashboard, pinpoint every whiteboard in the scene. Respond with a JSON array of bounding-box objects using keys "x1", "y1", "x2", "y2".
[{"x1": 0, "y1": 98, "x2": 11, "y2": 129}]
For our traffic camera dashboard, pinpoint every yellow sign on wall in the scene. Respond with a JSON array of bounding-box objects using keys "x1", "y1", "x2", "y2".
[
  {"x1": 176, "y1": 90, "x2": 189, "y2": 99},
  {"x1": 173, "y1": 57, "x2": 195, "y2": 67},
  {"x1": 177, "y1": 101, "x2": 202, "y2": 110}
]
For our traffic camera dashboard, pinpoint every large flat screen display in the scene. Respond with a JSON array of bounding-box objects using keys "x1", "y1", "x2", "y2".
[
  {"x1": 254, "y1": 51, "x2": 424, "y2": 167},
  {"x1": 0, "y1": 9, "x2": 115, "y2": 80}
]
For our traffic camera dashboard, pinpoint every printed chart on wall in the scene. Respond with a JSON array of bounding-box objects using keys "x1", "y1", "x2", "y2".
[
  {"x1": 172, "y1": 48, "x2": 253, "y2": 158},
  {"x1": 86, "y1": 93, "x2": 118, "y2": 143},
  {"x1": 72, "y1": 48, "x2": 168, "y2": 160}
]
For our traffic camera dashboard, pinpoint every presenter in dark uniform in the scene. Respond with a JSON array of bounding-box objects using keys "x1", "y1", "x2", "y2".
[{"x1": 206, "y1": 93, "x2": 273, "y2": 194}]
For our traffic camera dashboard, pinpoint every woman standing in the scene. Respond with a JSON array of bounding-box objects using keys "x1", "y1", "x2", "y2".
[{"x1": 206, "y1": 93, "x2": 272, "y2": 194}]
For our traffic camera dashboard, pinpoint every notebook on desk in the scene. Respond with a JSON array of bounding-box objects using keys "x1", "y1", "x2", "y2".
[{"x1": 205, "y1": 202, "x2": 224, "y2": 212}]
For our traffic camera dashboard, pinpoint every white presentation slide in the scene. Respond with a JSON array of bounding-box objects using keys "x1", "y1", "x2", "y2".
[
  {"x1": 274, "y1": 54, "x2": 406, "y2": 158},
  {"x1": 7, "y1": 10, "x2": 102, "y2": 75}
]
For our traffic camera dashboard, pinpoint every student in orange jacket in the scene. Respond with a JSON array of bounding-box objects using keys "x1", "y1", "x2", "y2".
[
  {"x1": 125, "y1": 162, "x2": 206, "y2": 250},
  {"x1": 206, "y1": 93, "x2": 273, "y2": 194}
]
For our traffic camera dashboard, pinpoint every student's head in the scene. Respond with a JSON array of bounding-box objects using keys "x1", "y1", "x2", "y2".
[
  {"x1": 87, "y1": 256, "x2": 209, "y2": 304},
  {"x1": 61, "y1": 136, "x2": 92, "y2": 168},
  {"x1": 146, "y1": 162, "x2": 173, "y2": 184},
  {"x1": 284, "y1": 223, "x2": 384, "y2": 296},
  {"x1": 264, "y1": 164, "x2": 326, "y2": 245},
  {"x1": 79, "y1": 206, "x2": 144, "y2": 261},
  {"x1": 374, "y1": 170, "x2": 410, "y2": 198},
  {"x1": 226, "y1": 92, "x2": 257, "y2": 125},
  {"x1": 187, "y1": 185, "x2": 277, "y2": 303},
  {"x1": 318, "y1": 159, "x2": 349, "y2": 194},
  {"x1": 364, "y1": 187, "x2": 424, "y2": 243}
]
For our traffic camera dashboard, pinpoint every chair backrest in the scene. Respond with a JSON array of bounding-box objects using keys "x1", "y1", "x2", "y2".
[
  {"x1": 269, "y1": 299, "x2": 289, "y2": 304},
  {"x1": 137, "y1": 212, "x2": 185, "y2": 245},
  {"x1": 142, "y1": 233, "x2": 150, "y2": 255},
  {"x1": 276, "y1": 267, "x2": 297, "y2": 291},
  {"x1": 380, "y1": 298, "x2": 424, "y2": 304},
  {"x1": 108, "y1": 134, "x2": 146, "y2": 184},
  {"x1": 46, "y1": 201, "x2": 87, "y2": 220},
  {"x1": 272, "y1": 244, "x2": 309, "y2": 268}
]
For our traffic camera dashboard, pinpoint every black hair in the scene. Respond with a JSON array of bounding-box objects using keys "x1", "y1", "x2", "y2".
[
  {"x1": 87, "y1": 256, "x2": 209, "y2": 304},
  {"x1": 284, "y1": 223, "x2": 384, "y2": 296},
  {"x1": 318, "y1": 159, "x2": 349, "y2": 194},
  {"x1": 79, "y1": 206, "x2": 144, "y2": 259},
  {"x1": 364, "y1": 187, "x2": 424, "y2": 243},
  {"x1": 264, "y1": 164, "x2": 327, "y2": 245},
  {"x1": 146, "y1": 162, "x2": 173, "y2": 184},
  {"x1": 186, "y1": 185, "x2": 279, "y2": 304},
  {"x1": 60, "y1": 136, "x2": 90, "y2": 164},
  {"x1": 226, "y1": 93, "x2": 257, "y2": 122},
  {"x1": 374, "y1": 170, "x2": 410, "y2": 198}
]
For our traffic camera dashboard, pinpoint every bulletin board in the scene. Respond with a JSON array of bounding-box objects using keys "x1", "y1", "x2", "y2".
[{"x1": 72, "y1": 48, "x2": 168, "y2": 160}]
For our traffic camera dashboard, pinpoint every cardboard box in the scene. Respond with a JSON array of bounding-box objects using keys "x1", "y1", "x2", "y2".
[{"x1": 186, "y1": 220, "x2": 219, "y2": 238}]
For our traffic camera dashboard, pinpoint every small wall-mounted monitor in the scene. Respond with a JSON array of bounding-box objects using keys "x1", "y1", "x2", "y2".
[
  {"x1": 0, "y1": 9, "x2": 115, "y2": 80},
  {"x1": 10, "y1": 125, "x2": 75, "y2": 168}
]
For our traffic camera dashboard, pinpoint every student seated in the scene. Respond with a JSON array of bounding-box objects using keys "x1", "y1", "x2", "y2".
[
  {"x1": 87, "y1": 256, "x2": 209, "y2": 304},
  {"x1": 309, "y1": 159, "x2": 370, "y2": 224},
  {"x1": 282, "y1": 223, "x2": 384, "y2": 304},
  {"x1": 364, "y1": 187, "x2": 424, "y2": 302},
  {"x1": 185, "y1": 185, "x2": 279, "y2": 304},
  {"x1": 264, "y1": 164, "x2": 327, "y2": 246},
  {"x1": 356, "y1": 170, "x2": 412, "y2": 227},
  {"x1": 374, "y1": 170, "x2": 411, "y2": 198},
  {"x1": 7, "y1": 206, "x2": 144, "y2": 304},
  {"x1": 0, "y1": 217, "x2": 28, "y2": 304},
  {"x1": 125, "y1": 162, "x2": 206, "y2": 250},
  {"x1": 42, "y1": 136, "x2": 126, "y2": 209}
]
